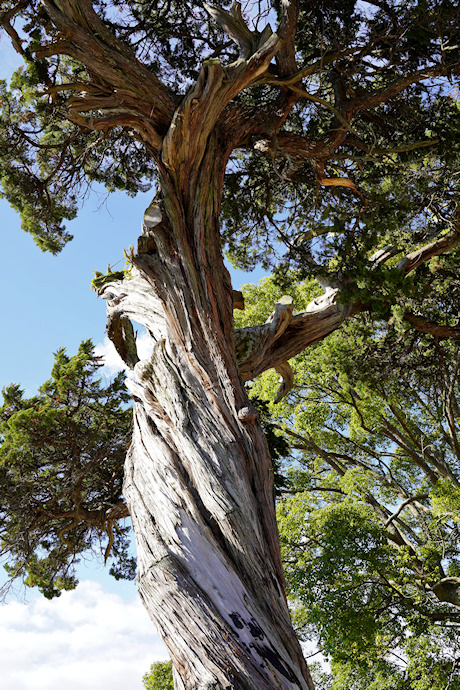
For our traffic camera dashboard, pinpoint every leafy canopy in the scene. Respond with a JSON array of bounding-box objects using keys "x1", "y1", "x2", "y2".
[
  {"x1": 143, "y1": 661, "x2": 174, "y2": 690},
  {"x1": 238, "y1": 274, "x2": 460, "y2": 688},
  {"x1": 0, "y1": 0, "x2": 459, "y2": 291},
  {"x1": 0, "y1": 341, "x2": 134, "y2": 598}
]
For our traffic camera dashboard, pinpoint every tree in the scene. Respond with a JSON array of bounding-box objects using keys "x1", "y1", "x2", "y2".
[
  {"x1": 143, "y1": 661, "x2": 174, "y2": 690},
  {"x1": 1, "y1": 1, "x2": 460, "y2": 687},
  {"x1": 0, "y1": 340, "x2": 133, "y2": 598},
  {"x1": 236, "y1": 276, "x2": 460, "y2": 687}
]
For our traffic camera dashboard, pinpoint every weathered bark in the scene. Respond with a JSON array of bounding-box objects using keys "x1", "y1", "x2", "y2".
[
  {"x1": 47, "y1": 3, "x2": 315, "y2": 683},
  {"x1": 102, "y1": 185, "x2": 313, "y2": 688},
  {"x1": 98, "y1": 27, "x2": 315, "y2": 676}
]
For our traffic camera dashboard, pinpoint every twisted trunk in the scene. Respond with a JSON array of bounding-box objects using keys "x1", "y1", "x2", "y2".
[{"x1": 102, "y1": 145, "x2": 313, "y2": 689}]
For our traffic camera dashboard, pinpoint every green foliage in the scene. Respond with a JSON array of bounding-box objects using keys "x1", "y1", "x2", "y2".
[
  {"x1": 321, "y1": 629, "x2": 460, "y2": 690},
  {"x1": 242, "y1": 274, "x2": 460, "y2": 686},
  {"x1": 1, "y1": 0, "x2": 458, "y2": 274},
  {"x1": 0, "y1": 70, "x2": 76, "y2": 253},
  {"x1": 430, "y1": 479, "x2": 460, "y2": 522},
  {"x1": 278, "y1": 499, "x2": 400, "y2": 660},
  {"x1": 0, "y1": 341, "x2": 134, "y2": 598},
  {"x1": 223, "y1": 86, "x2": 460, "y2": 289},
  {"x1": 91, "y1": 269, "x2": 129, "y2": 294},
  {"x1": 143, "y1": 661, "x2": 174, "y2": 690},
  {"x1": 0, "y1": 57, "x2": 156, "y2": 253}
]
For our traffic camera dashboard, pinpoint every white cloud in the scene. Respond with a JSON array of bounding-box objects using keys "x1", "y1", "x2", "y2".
[
  {"x1": 94, "y1": 337, "x2": 127, "y2": 376},
  {"x1": 0, "y1": 580, "x2": 168, "y2": 690},
  {"x1": 95, "y1": 332, "x2": 154, "y2": 378}
]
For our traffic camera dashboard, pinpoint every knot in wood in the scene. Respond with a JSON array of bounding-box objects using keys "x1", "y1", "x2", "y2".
[
  {"x1": 238, "y1": 406, "x2": 258, "y2": 424},
  {"x1": 104, "y1": 291, "x2": 122, "y2": 306},
  {"x1": 137, "y1": 231, "x2": 157, "y2": 255}
]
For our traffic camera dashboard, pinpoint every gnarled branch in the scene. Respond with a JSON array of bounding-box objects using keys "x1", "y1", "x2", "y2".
[
  {"x1": 276, "y1": 0, "x2": 299, "y2": 77},
  {"x1": 39, "y1": 0, "x2": 176, "y2": 139},
  {"x1": 236, "y1": 220, "x2": 460, "y2": 396}
]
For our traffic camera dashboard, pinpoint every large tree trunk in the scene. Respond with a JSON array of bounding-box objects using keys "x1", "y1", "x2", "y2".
[{"x1": 102, "y1": 146, "x2": 314, "y2": 688}]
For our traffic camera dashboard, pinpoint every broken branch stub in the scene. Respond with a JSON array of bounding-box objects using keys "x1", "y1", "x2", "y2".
[{"x1": 235, "y1": 295, "x2": 297, "y2": 402}]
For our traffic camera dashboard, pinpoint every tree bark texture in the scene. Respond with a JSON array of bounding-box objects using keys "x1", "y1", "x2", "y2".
[
  {"x1": 102, "y1": 143, "x2": 314, "y2": 688},
  {"x1": 98, "y1": 53, "x2": 460, "y2": 685}
]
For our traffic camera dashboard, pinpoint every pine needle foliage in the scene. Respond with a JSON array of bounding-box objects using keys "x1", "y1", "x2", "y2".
[{"x1": 0, "y1": 340, "x2": 133, "y2": 598}]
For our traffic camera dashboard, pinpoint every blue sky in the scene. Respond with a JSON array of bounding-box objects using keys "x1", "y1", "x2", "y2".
[
  {"x1": 0, "y1": 30, "x2": 266, "y2": 690},
  {"x1": 2, "y1": 186, "x2": 262, "y2": 396}
]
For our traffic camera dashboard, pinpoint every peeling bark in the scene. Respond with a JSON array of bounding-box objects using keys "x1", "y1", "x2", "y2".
[
  {"x1": 97, "y1": 36, "x2": 314, "y2": 676},
  {"x1": 103, "y1": 221, "x2": 313, "y2": 688}
]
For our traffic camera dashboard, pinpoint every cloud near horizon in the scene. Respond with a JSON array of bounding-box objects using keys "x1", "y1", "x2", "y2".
[{"x1": 0, "y1": 579, "x2": 168, "y2": 690}]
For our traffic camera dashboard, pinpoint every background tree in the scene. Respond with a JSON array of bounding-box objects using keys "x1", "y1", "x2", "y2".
[
  {"x1": 1, "y1": 1, "x2": 460, "y2": 688},
  {"x1": 237, "y1": 275, "x2": 460, "y2": 688},
  {"x1": 143, "y1": 660, "x2": 174, "y2": 690},
  {"x1": 0, "y1": 340, "x2": 133, "y2": 599}
]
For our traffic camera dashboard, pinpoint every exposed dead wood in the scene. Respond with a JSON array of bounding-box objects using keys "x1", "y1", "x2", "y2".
[{"x1": 237, "y1": 223, "x2": 460, "y2": 392}]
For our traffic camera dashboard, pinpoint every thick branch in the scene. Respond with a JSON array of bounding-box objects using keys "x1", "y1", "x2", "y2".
[
  {"x1": 236, "y1": 223, "x2": 460, "y2": 389},
  {"x1": 236, "y1": 296, "x2": 295, "y2": 381},
  {"x1": 397, "y1": 225, "x2": 460, "y2": 274},
  {"x1": 106, "y1": 314, "x2": 140, "y2": 369},
  {"x1": 276, "y1": 0, "x2": 299, "y2": 77},
  {"x1": 203, "y1": 1, "x2": 272, "y2": 60},
  {"x1": 349, "y1": 65, "x2": 458, "y2": 116},
  {"x1": 431, "y1": 578, "x2": 460, "y2": 609},
  {"x1": 404, "y1": 313, "x2": 460, "y2": 339},
  {"x1": 39, "y1": 0, "x2": 176, "y2": 136},
  {"x1": 204, "y1": 1, "x2": 253, "y2": 59},
  {"x1": 162, "y1": 33, "x2": 281, "y2": 181},
  {"x1": 236, "y1": 288, "x2": 353, "y2": 386}
]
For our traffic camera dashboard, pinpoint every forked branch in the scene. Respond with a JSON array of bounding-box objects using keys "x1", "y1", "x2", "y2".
[{"x1": 236, "y1": 221, "x2": 460, "y2": 400}]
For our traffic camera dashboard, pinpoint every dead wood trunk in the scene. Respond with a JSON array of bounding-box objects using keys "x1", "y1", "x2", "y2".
[{"x1": 102, "y1": 148, "x2": 314, "y2": 688}]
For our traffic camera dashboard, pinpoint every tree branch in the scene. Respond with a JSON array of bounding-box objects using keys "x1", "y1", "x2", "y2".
[
  {"x1": 1, "y1": 0, "x2": 31, "y2": 60},
  {"x1": 397, "y1": 224, "x2": 460, "y2": 275},
  {"x1": 404, "y1": 313, "x2": 460, "y2": 339},
  {"x1": 39, "y1": 0, "x2": 176, "y2": 138},
  {"x1": 384, "y1": 494, "x2": 429, "y2": 528},
  {"x1": 236, "y1": 220, "x2": 460, "y2": 391},
  {"x1": 162, "y1": 32, "x2": 281, "y2": 186},
  {"x1": 236, "y1": 288, "x2": 353, "y2": 385},
  {"x1": 203, "y1": 1, "x2": 273, "y2": 60},
  {"x1": 349, "y1": 65, "x2": 457, "y2": 116},
  {"x1": 106, "y1": 314, "x2": 139, "y2": 369},
  {"x1": 276, "y1": 0, "x2": 299, "y2": 77}
]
